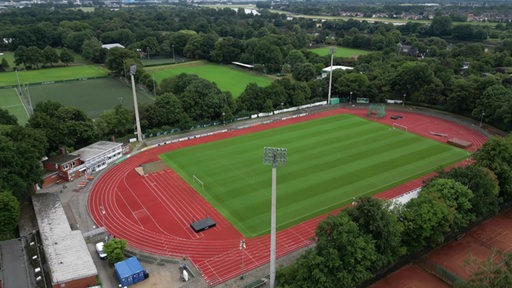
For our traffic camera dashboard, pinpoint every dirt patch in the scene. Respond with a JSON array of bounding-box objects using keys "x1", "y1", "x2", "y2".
[{"x1": 140, "y1": 160, "x2": 169, "y2": 175}]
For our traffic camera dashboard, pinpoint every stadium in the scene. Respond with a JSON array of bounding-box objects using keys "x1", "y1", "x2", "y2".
[{"x1": 88, "y1": 106, "x2": 486, "y2": 287}]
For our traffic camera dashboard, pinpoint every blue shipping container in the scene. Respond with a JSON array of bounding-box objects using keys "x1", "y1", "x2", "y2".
[{"x1": 114, "y1": 257, "x2": 147, "y2": 287}]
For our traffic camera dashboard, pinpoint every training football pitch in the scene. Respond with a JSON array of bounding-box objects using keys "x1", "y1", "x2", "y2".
[
  {"x1": 0, "y1": 65, "x2": 108, "y2": 87},
  {"x1": 146, "y1": 61, "x2": 273, "y2": 98},
  {"x1": 160, "y1": 114, "x2": 468, "y2": 237},
  {"x1": 310, "y1": 46, "x2": 370, "y2": 57}
]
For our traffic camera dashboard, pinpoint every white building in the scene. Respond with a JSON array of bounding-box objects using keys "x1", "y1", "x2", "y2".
[
  {"x1": 72, "y1": 141, "x2": 124, "y2": 173},
  {"x1": 321, "y1": 65, "x2": 354, "y2": 78}
]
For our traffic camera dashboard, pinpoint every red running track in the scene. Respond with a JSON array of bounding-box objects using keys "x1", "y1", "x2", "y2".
[{"x1": 88, "y1": 108, "x2": 487, "y2": 286}]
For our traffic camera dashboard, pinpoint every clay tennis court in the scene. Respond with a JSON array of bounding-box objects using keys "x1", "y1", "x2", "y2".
[
  {"x1": 88, "y1": 107, "x2": 486, "y2": 286},
  {"x1": 370, "y1": 264, "x2": 450, "y2": 288},
  {"x1": 422, "y1": 208, "x2": 512, "y2": 282}
]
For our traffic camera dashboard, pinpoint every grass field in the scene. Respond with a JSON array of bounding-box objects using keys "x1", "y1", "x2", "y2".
[
  {"x1": 146, "y1": 61, "x2": 273, "y2": 98},
  {"x1": 0, "y1": 65, "x2": 108, "y2": 87},
  {"x1": 160, "y1": 114, "x2": 468, "y2": 237},
  {"x1": 310, "y1": 46, "x2": 370, "y2": 57},
  {"x1": 0, "y1": 88, "x2": 29, "y2": 124},
  {"x1": 25, "y1": 78, "x2": 154, "y2": 119}
]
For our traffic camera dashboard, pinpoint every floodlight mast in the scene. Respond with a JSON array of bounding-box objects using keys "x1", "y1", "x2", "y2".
[
  {"x1": 327, "y1": 47, "x2": 336, "y2": 105},
  {"x1": 263, "y1": 147, "x2": 287, "y2": 288},
  {"x1": 130, "y1": 65, "x2": 143, "y2": 142}
]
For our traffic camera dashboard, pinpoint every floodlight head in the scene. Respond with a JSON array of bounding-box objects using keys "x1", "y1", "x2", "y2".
[
  {"x1": 330, "y1": 47, "x2": 336, "y2": 54},
  {"x1": 129, "y1": 65, "x2": 137, "y2": 76},
  {"x1": 263, "y1": 147, "x2": 287, "y2": 167}
]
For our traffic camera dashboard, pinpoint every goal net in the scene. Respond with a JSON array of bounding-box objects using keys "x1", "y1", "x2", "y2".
[
  {"x1": 368, "y1": 103, "x2": 386, "y2": 118},
  {"x1": 192, "y1": 175, "x2": 204, "y2": 191},
  {"x1": 392, "y1": 122, "x2": 408, "y2": 132}
]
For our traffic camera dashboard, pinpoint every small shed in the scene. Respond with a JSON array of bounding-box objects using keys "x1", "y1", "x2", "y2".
[{"x1": 114, "y1": 257, "x2": 148, "y2": 287}]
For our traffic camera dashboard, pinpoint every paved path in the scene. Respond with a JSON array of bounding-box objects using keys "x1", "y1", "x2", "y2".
[{"x1": 0, "y1": 239, "x2": 33, "y2": 288}]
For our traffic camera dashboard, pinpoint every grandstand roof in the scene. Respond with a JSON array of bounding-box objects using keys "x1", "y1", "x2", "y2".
[{"x1": 73, "y1": 141, "x2": 122, "y2": 162}]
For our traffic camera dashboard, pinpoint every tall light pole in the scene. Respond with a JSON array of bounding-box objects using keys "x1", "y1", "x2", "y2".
[
  {"x1": 15, "y1": 69, "x2": 22, "y2": 94},
  {"x1": 403, "y1": 93, "x2": 406, "y2": 107},
  {"x1": 349, "y1": 91, "x2": 353, "y2": 105},
  {"x1": 327, "y1": 47, "x2": 336, "y2": 105},
  {"x1": 130, "y1": 65, "x2": 143, "y2": 142},
  {"x1": 172, "y1": 45, "x2": 176, "y2": 63},
  {"x1": 480, "y1": 112, "x2": 485, "y2": 128},
  {"x1": 263, "y1": 147, "x2": 287, "y2": 288},
  {"x1": 240, "y1": 239, "x2": 246, "y2": 279}
]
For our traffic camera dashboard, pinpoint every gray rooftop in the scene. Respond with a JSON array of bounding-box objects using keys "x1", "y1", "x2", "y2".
[
  {"x1": 32, "y1": 193, "x2": 97, "y2": 285},
  {"x1": 73, "y1": 141, "x2": 122, "y2": 162}
]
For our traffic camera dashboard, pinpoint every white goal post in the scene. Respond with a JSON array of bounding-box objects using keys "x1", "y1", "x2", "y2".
[
  {"x1": 392, "y1": 122, "x2": 408, "y2": 132},
  {"x1": 192, "y1": 175, "x2": 204, "y2": 191}
]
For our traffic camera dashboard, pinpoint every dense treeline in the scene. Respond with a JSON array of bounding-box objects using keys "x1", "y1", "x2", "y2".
[
  {"x1": 277, "y1": 136, "x2": 512, "y2": 287},
  {"x1": 1, "y1": 6, "x2": 512, "y2": 135}
]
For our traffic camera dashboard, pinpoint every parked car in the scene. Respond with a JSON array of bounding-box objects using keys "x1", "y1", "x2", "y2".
[{"x1": 95, "y1": 242, "x2": 107, "y2": 260}]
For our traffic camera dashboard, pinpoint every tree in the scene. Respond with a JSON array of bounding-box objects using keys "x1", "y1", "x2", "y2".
[
  {"x1": 400, "y1": 191, "x2": 452, "y2": 253},
  {"x1": 81, "y1": 38, "x2": 106, "y2": 63},
  {"x1": 0, "y1": 58, "x2": 9, "y2": 72},
  {"x1": 422, "y1": 178, "x2": 475, "y2": 231},
  {"x1": 103, "y1": 238, "x2": 127, "y2": 265},
  {"x1": 178, "y1": 78, "x2": 226, "y2": 123},
  {"x1": 139, "y1": 93, "x2": 192, "y2": 131},
  {"x1": 42, "y1": 46, "x2": 59, "y2": 66},
  {"x1": 211, "y1": 37, "x2": 243, "y2": 64},
  {"x1": 285, "y1": 49, "x2": 307, "y2": 69},
  {"x1": 473, "y1": 136, "x2": 512, "y2": 202},
  {"x1": 347, "y1": 197, "x2": 405, "y2": 270},
  {"x1": 278, "y1": 213, "x2": 377, "y2": 287},
  {"x1": 59, "y1": 48, "x2": 74, "y2": 66},
  {"x1": 26, "y1": 46, "x2": 44, "y2": 68},
  {"x1": 0, "y1": 108, "x2": 17, "y2": 125},
  {"x1": 473, "y1": 85, "x2": 512, "y2": 132},
  {"x1": 0, "y1": 191, "x2": 20, "y2": 240},
  {"x1": 435, "y1": 165, "x2": 500, "y2": 218},
  {"x1": 14, "y1": 46, "x2": 28, "y2": 67},
  {"x1": 64, "y1": 31, "x2": 94, "y2": 52},
  {"x1": 430, "y1": 16, "x2": 452, "y2": 36},
  {"x1": 0, "y1": 126, "x2": 47, "y2": 200},
  {"x1": 460, "y1": 250, "x2": 512, "y2": 288},
  {"x1": 292, "y1": 62, "x2": 316, "y2": 82},
  {"x1": 104, "y1": 47, "x2": 140, "y2": 77},
  {"x1": 28, "y1": 101, "x2": 96, "y2": 154},
  {"x1": 95, "y1": 105, "x2": 134, "y2": 139}
]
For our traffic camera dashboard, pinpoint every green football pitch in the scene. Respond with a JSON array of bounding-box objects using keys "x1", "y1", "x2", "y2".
[
  {"x1": 309, "y1": 46, "x2": 370, "y2": 57},
  {"x1": 0, "y1": 78, "x2": 154, "y2": 122},
  {"x1": 146, "y1": 61, "x2": 273, "y2": 98},
  {"x1": 160, "y1": 114, "x2": 468, "y2": 237}
]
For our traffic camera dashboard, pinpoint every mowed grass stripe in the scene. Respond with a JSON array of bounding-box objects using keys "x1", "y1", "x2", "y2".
[{"x1": 160, "y1": 114, "x2": 468, "y2": 237}]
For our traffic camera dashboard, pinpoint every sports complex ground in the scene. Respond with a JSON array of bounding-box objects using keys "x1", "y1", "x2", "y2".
[{"x1": 88, "y1": 107, "x2": 487, "y2": 287}]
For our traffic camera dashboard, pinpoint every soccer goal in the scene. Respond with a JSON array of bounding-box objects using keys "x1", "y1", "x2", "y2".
[
  {"x1": 192, "y1": 175, "x2": 204, "y2": 191},
  {"x1": 368, "y1": 103, "x2": 386, "y2": 118},
  {"x1": 392, "y1": 122, "x2": 408, "y2": 132}
]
